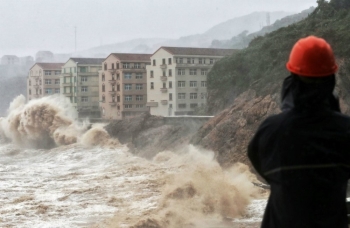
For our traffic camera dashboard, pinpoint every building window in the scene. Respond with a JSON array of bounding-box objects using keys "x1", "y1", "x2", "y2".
[
  {"x1": 153, "y1": 59, "x2": 156, "y2": 66},
  {"x1": 124, "y1": 73, "x2": 132, "y2": 79},
  {"x1": 81, "y1": 96, "x2": 88, "y2": 102},
  {"x1": 112, "y1": 95, "x2": 116, "y2": 102},
  {"x1": 124, "y1": 84, "x2": 132, "y2": 90},
  {"x1": 201, "y1": 81, "x2": 207, "y2": 87},
  {"x1": 102, "y1": 84, "x2": 105, "y2": 92},
  {"x1": 168, "y1": 58, "x2": 172, "y2": 65},
  {"x1": 136, "y1": 95, "x2": 143, "y2": 101},
  {"x1": 187, "y1": 58, "x2": 191, "y2": 64},
  {"x1": 55, "y1": 79, "x2": 60, "y2": 84},
  {"x1": 150, "y1": 71, "x2": 154, "y2": 78},
  {"x1": 117, "y1": 95, "x2": 120, "y2": 102},
  {"x1": 169, "y1": 81, "x2": 172, "y2": 88},
  {"x1": 125, "y1": 95, "x2": 132, "y2": 101},
  {"x1": 201, "y1": 69, "x2": 208, "y2": 75},
  {"x1": 55, "y1": 71, "x2": 60, "y2": 75},
  {"x1": 134, "y1": 63, "x2": 141, "y2": 68},
  {"x1": 45, "y1": 79, "x2": 51, "y2": 84},
  {"x1": 199, "y1": 58, "x2": 205, "y2": 64},
  {"x1": 29, "y1": 89, "x2": 31, "y2": 95},
  {"x1": 104, "y1": 63, "x2": 107, "y2": 70},
  {"x1": 55, "y1": 88, "x2": 60, "y2": 93},
  {"x1": 81, "y1": 86, "x2": 88, "y2": 92},
  {"x1": 178, "y1": 81, "x2": 185, "y2": 87},
  {"x1": 39, "y1": 79, "x2": 42, "y2": 85},
  {"x1": 190, "y1": 81, "x2": 197, "y2": 87},
  {"x1": 162, "y1": 82, "x2": 166, "y2": 88},
  {"x1": 190, "y1": 103, "x2": 198, "y2": 108},
  {"x1": 112, "y1": 85, "x2": 116, "y2": 91},
  {"x1": 162, "y1": 71, "x2": 166, "y2": 77},
  {"x1": 167, "y1": 69, "x2": 171, "y2": 77},
  {"x1": 178, "y1": 93, "x2": 186, "y2": 99},
  {"x1": 81, "y1": 76, "x2": 88, "y2": 82},
  {"x1": 191, "y1": 58, "x2": 195, "y2": 64},
  {"x1": 117, "y1": 63, "x2": 119, "y2": 69},
  {"x1": 169, "y1": 93, "x2": 172, "y2": 101},
  {"x1": 150, "y1": 82, "x2": 154, "y2": 89},
  {"x1": 136, "y1": 73, "x2": 143, "y2": 79},
  {"x1": 190, "y1": 69, "x2": 197, "y2": 75},
  {"x1": 112, "y1": 63, "x2": 114, "y2": 69},
  {"x1": 112, "y1": 74, "x2": 115, "y2": 80},
  {"x1": 136, "y1": 104, "x2": 144, "y2": 108},
  {"x1": 45, "y1": 71, "x2": 51, "y2": 76},
  {"x1": 210, "y1": 59, "x2": 214, "y2": 64},
  {"x1": 117, "y1": 84, "x2": 120, "y2": 91},
  {"x1": 190, "y1": 93, "x2": 197, "y2": 99},
  {"x1": 45, "y1": 88, "x2": 52, "y2": 94},
  {"x1": 123, "y1": 63, "x2": 130, "y2": 68},
  {"x1": 124, "y1": 104, "x2": 132, "y2": 109},
  {"x1": 136, "y1": 84, "x2": 143, "y2": 90},
  {"x1": 102, "y1": 74, "x2": 105, "y2": 81},
  {"x1": 29, "y1": 80, "x2": 31, "y2": 86},
  {"x1": 102, "y1": 95, "x2": 105, "y2": 102},
  {"x1": 117, "y1": 74, "x2": 120, "y2": 80},
  {"x1": 178, "y1": 103, "x2": 186, "y2": 109},
  {"x1": 178, "y1": 69, "x2": 185, "y2": 75},
  {"x1": 169, "y1": 104, "x2": 173, "y2": 109}
]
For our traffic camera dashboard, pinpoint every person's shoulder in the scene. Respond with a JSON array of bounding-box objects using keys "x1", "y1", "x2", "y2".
[{"x1": 257, "y1": 111, "x2": 289, "y2": 130}]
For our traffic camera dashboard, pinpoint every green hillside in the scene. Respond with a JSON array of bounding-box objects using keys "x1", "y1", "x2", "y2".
[{"x1": 207, "y1": 0, "x2": 350, "y2": 113}]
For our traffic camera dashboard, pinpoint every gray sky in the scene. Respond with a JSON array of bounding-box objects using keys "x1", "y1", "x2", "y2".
[{"x1": 0, "y1": 0, "x2": 317, "y2": 57}]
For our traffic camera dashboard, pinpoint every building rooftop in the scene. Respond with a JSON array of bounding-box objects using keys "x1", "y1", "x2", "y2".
[
  {"x1": 110, "y1": 53, "x2": 152, "y2": 62},
  {"x1": 34, "y1": 63, "x2": 64, "y2": 70},
  {"x1": 159, "y1": 46, "x2": 238, "y2": 56},
  {"x1": 69, "y1": 58, "x2": 105, "y2": 65}
]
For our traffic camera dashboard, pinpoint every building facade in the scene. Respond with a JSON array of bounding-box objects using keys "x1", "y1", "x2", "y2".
[
  {"x1": 99, "y1": 53, "x2": 151, "y2": 120},
  {"x1": 60, "y1": 58, "x2": 104, "y2": 118},
  {"x1": 146, "y1": 47, "x2": 236, "y2": 116},
  {"x1": 1, "y1": 55, "x2": 19, "y2": 65},
  {"x1": 27, "y1": 63, "x2": 63, "y2": 101}
]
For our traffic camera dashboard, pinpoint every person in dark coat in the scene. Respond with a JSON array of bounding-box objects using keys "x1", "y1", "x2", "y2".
[{"x1": 248, "y1": 35, "x2": 350, "y2": 228}]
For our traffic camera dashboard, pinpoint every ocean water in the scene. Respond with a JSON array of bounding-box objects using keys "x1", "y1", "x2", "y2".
[{"x1": 0, "y1": 95, "x2": 267, "y2": 228}]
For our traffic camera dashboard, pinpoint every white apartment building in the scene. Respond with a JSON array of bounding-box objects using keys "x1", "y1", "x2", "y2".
[{"x1": 146, "y1": 47, "x2": 236, "y2": 116}]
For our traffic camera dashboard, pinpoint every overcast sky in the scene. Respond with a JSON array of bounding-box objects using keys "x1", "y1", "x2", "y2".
[{"x1": 0, "y1": 0, "x2": 318, "y2": 57}]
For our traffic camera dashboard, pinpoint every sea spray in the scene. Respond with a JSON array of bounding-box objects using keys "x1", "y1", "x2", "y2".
[
  {"x1": 0, "y1": 95, "x2": 120, "y2": 148},
  {"x1": 108, "y1": 146, "x2": 262, "y2": 228}
]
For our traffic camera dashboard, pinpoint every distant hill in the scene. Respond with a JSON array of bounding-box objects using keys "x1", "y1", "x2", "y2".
[
  {"x1": 77, "y1": 11, "x2": 293, "y2": 57},
  {"x1": 211, "y1": 7, "x2": 315, "y2": 49},
  {"x1": 206, "y1": 0, "x2": 350, "y2": 112}
]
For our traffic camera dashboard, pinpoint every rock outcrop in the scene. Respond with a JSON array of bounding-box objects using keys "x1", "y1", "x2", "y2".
[
  {"x1": 191, "y1": 90, "x2": 280, "y2": 168},
  {"x1": 104, "y1": 113, "x2": 206, "y2": 158}
]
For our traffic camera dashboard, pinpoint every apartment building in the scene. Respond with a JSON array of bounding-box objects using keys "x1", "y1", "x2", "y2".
[
  {"x1": 60, "y1": 58, "x2": 104, "y2": 118},
  {"x1": 27, "y1": 63, "x2": 63, "y2": 101},
  {"x1": 146, "y1": 47, "x2": 236, "y2": 116},
  {"x1": 99, "y1": 53, "x2": 151, "y2": 120}
]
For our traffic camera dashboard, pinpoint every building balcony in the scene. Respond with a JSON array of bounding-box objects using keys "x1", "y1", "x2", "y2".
[
  {"x1": 63, "y1": 92, "x2": 73, "y2": 96},
  {"x1": 108, "y1": 69, "x2": 116, "y2": 73},
  {"x1": 160, "y1": 88, "x2": 168, "y2": 93},
  {"x1": 62, "y1": 82, "x2": 73, "y2": 86},
  {"x1": 160, "y1": 76, "x2": 167, "y2": 81},
  {"x1": 33, "y1": 84, "x2": 40, "y2": 88},
  {"x1": 121, "y1": 68, "x2": 146, "y2": 72},
  {"x1": 109, "y1": 91, "x2": 116, "y2": 95},
  {"x1": 161, "y1": 100, "x2": 168, "y2": 105},
  {"x1": 109, "y1": 101, "x2": 117, "y2": 106},
  {"x1": 146, "y1": 102, "x2": 158, "y2": 107},
  {"x1": 109, "y1": 79, "x2": 116, "y2": 85},
  {"x1": 160, "y1": 64, "x2": 167, "y2": 69}
]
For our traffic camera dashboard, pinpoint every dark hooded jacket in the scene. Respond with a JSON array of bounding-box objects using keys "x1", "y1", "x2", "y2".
[{"x1": 248, "y1": 75, "x2": 350, "y2": 228}]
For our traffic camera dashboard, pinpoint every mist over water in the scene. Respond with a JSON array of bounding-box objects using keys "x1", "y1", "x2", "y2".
[{"x1": 0, "y1": 95, "x2": 266, "y2": 228}]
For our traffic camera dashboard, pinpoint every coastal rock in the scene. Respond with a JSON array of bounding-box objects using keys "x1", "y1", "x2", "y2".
[{"x1": 191, "y1": 89, "x2": 279, "y2": 168}]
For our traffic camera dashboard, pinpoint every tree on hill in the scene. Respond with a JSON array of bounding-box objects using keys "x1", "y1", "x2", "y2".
[{"x1": 206, "y1": 0, "x2": 350, "y2": 113}]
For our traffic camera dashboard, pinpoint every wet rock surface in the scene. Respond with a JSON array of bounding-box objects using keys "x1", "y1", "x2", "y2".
[{"x1": 105, "y1": 113, "x2": 205, "y2": 158}]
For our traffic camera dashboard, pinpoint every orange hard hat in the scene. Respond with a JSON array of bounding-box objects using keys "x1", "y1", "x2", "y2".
[{"x1": 286, "y1": 36, "x2": 338, "y2": 77}]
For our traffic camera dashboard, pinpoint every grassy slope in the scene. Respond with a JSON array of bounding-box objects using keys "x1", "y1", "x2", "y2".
[{"x1": 207, "y1": 0, "x2": 350, "y2": 113}]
